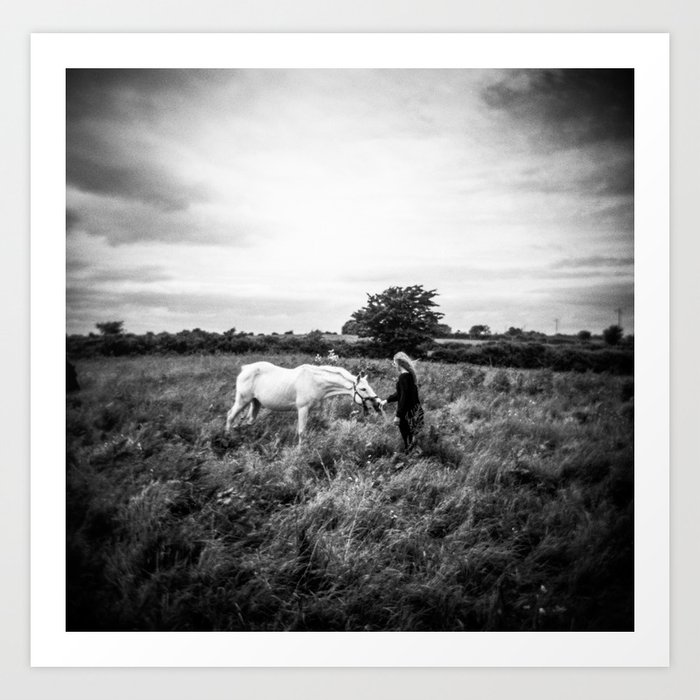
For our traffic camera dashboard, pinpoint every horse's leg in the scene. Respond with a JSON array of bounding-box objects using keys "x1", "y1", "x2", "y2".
[
  {"x1": 225, "y1": 395, "x2": 251, "y2": 433},
  {"x1": 247, "y1": 399, "x2": 261, "y2": 424},
  {"x1": 296, "y1": 405, "x2": 310, "y2": 444}
]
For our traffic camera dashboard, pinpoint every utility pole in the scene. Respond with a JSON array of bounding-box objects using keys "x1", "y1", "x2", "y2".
[
  {"x1": 554, "y1": 318, "x2": 559, "y2": 335},
  {"x1": 616, "y1": 308, "x2": 623, "y2": 328}
]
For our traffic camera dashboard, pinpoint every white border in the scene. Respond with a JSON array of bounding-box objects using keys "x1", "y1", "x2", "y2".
[{"x1": 31, "y1": 33, "x2": 669, "y2": 667}]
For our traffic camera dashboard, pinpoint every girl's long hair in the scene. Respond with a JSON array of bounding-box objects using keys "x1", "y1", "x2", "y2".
[{"x1": 393, "y1": 351, "x2": 418, "y2": 383}]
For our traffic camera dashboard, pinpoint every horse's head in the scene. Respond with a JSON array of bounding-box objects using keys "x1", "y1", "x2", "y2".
[{"x1": 353, "y1": 373, "x2": 383, "y2": 414}]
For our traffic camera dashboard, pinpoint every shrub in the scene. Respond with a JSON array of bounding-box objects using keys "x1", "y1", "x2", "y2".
[{"x1": 603, "y1": 325, "x2": 624, "y2": 346}]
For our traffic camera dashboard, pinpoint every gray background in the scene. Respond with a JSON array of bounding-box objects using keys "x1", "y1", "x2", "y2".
[{"x1": 3, "y1": 1, "x2": 696, "y2": 698}]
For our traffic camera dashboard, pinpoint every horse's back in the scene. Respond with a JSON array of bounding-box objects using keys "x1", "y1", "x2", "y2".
[
  {"x1": 238, "y1": 360, "x2": 275, "y2": 379},
  {"x1": 237, "y1": 361, "x2": 298, "y2": 410}
]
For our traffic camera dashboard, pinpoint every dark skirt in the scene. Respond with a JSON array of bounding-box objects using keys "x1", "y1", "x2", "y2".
[{"x1": 406, "y1": 404, "x2": 424, "y2": 436}]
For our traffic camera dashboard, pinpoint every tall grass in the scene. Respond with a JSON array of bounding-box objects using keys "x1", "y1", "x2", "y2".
[{"x1": 66, "y1": 354, "x2": 633, "y2": 631}]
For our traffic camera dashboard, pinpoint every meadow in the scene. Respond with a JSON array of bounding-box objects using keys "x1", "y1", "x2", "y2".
[{"x1": 66, "y1": 353, "x2": 634, "y2": 631}]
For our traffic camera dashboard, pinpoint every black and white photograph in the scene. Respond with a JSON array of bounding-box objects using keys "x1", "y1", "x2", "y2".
[{"x1": 64, "y1": 65, "x2": 636, "y2": 634}]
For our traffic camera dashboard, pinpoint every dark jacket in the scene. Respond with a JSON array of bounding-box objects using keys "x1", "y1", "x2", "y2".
[{"x1": 386, "y1": 372, "x2": 420, "y2": 419}]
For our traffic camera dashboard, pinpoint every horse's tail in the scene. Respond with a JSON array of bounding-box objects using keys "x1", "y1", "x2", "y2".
[{"x1": 226, "y1": 364, "x2": 258, "y2": 432}]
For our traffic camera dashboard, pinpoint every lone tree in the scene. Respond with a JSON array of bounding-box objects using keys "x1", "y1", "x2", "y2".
[
  {"x1": 95, "y1": 321, "x2": 124, "y2": 336},
  {"x1": 349, "y1": 284, "x2": 444, "y2": 354},
  {"x1": 468, "y1": 324, "x2": 491, "y2": 338},
  {"x1": 603, "y1": 324, "x2": 624, "y2": 346}
]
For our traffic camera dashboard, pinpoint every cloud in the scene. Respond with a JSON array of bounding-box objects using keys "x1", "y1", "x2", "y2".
[
  {"x1": 66, "y1": 187, "x2": 258, "y2": 246},
  {"x1": 481, "y1": 69, "x2": 634, "y2": 150},
  {"x1": 66, "y1": 69, "x2": 233, "y2": 119},
  {"x1": 530, "y1": 281, "x2": 634, "y2": 309},
  {"x1": 552, "y1": 255, "x2": 634, "y2": 269},
  {"x1": 67, "y1": 153, "x2": 208, "y2": 212},
  {"x1": 341, "y1": 257, "x2": 633, "y2": 289},
  {"x1": 66, "y1": 208, "x2": 82, "y2": 234},
  {"x1": 66, "y1": 257, "x2": 90, "y2": 274},
  {"x1": 511, "y1": 150, "x2": 634, "y2": 199},
  {"x1": 75, "y1": 266, "x2": 174, "y2": 284},
  {"x1": 67, "y1": 69, "x2": 216, "y2": 211}
]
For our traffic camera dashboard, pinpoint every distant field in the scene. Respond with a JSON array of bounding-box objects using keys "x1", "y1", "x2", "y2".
[
  {"x1": 67, "y1": 354, "x2": 634, "y2": 631},
  {"x1": 325, "y1": 334, "x2": 603, "y2": 347},
  {"x1": 323, "y1": 333, "x2": 361, "y2": 343},
  {"x1": 326, "y1": 334, "x2": 518, "y2": 345},
  {"x1": 434, "y1": 337, "x2": 501, "y2": 346}
]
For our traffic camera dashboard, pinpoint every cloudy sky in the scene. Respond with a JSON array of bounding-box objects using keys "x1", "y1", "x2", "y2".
[{"x1": 66, "y1": 69, "x2": 633, "y2": 336}]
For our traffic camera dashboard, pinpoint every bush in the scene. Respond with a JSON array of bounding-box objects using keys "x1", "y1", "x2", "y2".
[{"x1": 603, "y1": 325, "x2": 624, "y2": 346}]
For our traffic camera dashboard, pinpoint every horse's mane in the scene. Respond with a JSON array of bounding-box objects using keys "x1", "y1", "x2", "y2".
[{"x1": 304, "y1": 364, "x2": 355, "y2": 382}]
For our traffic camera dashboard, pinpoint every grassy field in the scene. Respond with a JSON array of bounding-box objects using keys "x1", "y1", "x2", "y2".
[{"x1": 66, "y1": 353, "x2": 634, "y2": 631}]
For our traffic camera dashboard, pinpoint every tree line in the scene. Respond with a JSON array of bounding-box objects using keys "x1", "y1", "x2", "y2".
[{"x1": 68, "y1": 285, "x2": 632, "y2": 374}]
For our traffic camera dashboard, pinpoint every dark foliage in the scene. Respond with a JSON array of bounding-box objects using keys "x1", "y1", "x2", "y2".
[
  {"x1": 67, "y1": 360, "x2": 80, "y2": 392},
  {"x1": 66, "y1": 331, "x2": 633, "y2": 375},
  {"x1": 603, "y1": 325, "x2": 624, "y2": 346},
  {"x1": 95, "y1": 320, "x2": 124, "y2": 336},
  {"x1": 430, "y1": 342, "x2": 633, "y2": 375},
  {"x1": 349, "y1": 285, "x2": 444, "y2": 355}
]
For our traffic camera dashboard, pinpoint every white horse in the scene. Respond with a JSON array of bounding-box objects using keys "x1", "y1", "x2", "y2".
[{"x1": 225, "y1": 361, "x2": 382, "y2": 441}]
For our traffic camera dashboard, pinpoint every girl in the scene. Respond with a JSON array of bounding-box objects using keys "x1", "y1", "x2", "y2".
[{"x1": 381, "y1": 351, "x2": 424, "y2": 452}]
